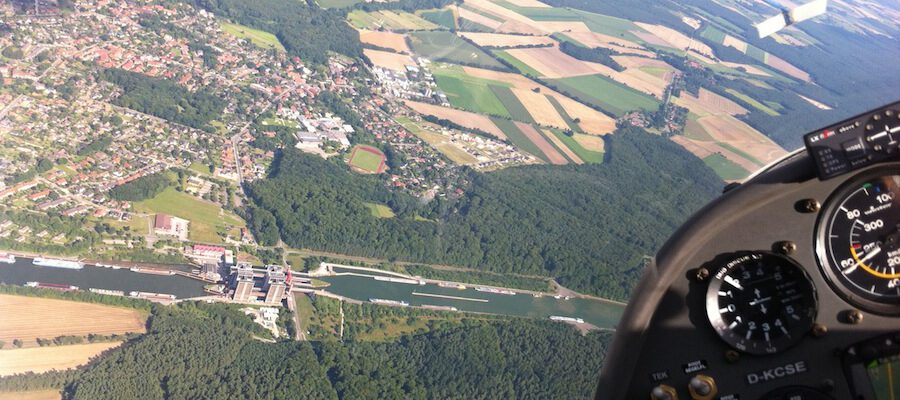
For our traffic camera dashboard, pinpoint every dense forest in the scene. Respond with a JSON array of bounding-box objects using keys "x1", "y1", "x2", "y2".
[
  {"x1": 247, "y1": 128, "x2": 721, "y2": 300},
  {"x1": 99, "y1": 69, "x2": 224, "y2": 132},
  {"x1": 191, "y1": 0, "x2": 362, "y2": 64},
  {"x1": 557, "y1": 41, "x2": 624, "y2": 72},
  {"x1": 0, "y1": 302, "x2": 609, "y2": 399},
  {"x1": 108, "y1": 172, "x2": 170, "y2": 202}
]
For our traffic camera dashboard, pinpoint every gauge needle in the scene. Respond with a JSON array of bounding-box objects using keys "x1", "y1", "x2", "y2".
[
  {"x1": 724, "y1": 276, "x2": 743, "y2": 290},
  {"x1": 749, "y1": 297, "x2": 772, "y2": 306},
  {"x1": 845, "y1": 245, "x2": 881, "y2": 274}
]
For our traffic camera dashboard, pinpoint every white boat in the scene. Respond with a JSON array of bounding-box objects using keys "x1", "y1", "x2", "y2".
[
  {"x1": 89, "y1": 288, "x2": 125, "y2": 296},
  {"x1": 373, "y1": 276, "x2": 425, "y2": 285},
  {"x1": 0, "y1": 253, "x2": 15, "y2": 264},
  {"x1": 369, "y1": 298, "x2": 410, "y2": 307},
  {"x1": 550, "y1": 315, "x2": 585, "y2": 324},
  {"x1": 33, "y1": 257, "x2": 84, "y2": 270},
  {"x1": 129, "y1": 291, "x2": 176, "y2": 300}
]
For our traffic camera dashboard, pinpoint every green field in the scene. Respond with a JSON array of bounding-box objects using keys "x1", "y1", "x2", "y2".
[
  {"x1": 549, "y1": 74, "x2": 659, "y2": 117},
  {"x1": 219, "y1": 21, "x2": 285, "y2": 52},
  {"x1": 699, "y1": 26, "x2": 726, "y2": 44},
  {"x1": 745, "y1": 45, "x2": 767, "y2": 63},
  {"x1": 363, "y1": 202, "x2": 396, "y2": 218},
  {"x1": 189, "y1": 162, "x2": 212, "y2": 175},
  {"x1": 348, "y1": 10, "x2": 440, "y2": 31},
  {"x1": 491, "y1": 118, "x2": 548, "y2": 162},
  {"x1": 349, "y1": 145, "x2": 385, "y2": 173},
  {"x1": 703, "y1": 154, "x2": 749, "y2": 181},
  {"x1": 457, "y1": 17, "x2": 493, "y2": 32},
  {"x1": 261, "y1": 117, "x2": 299, "y2": 129},
  {"x1": 408, "y1": 31, "x2": 506, "y2": 70},
  {"x1": 724, "y1": 88, "x2": 780, "y2": 116},
  {"x1": 317, "y1": 0, "x2": 361, "y2": 8},
  {"x1": 491, "y1": 50, "x2": 542, "y2": 77},
  {"x1": 433, "y1": 67, "x2": 511, "y2": 117},
  {"x1": 550, "y1": 130, "x2": 604, "y2": 164},
  {"x1": 719, "y1": 142, "x2": 764, "y2": 167},
  {"x1": 418, "y1": 9, "x2": 456, "y2": 29},
  {"x1": 134, "y1": 187, "x2": 246, "y2": 244},
  {"x1": 572, "y1": 10, "x2": 643, "y2": 41},
  {"x1": 490, "y1": 85, "x2": 534, "y2": 123},
  {"x1": 546, "y1": 95, "x2": 582, "y2": 133}
]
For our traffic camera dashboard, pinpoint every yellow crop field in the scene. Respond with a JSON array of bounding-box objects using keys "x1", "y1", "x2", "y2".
[{"x1": 0, "y1": 294, "x2": 146, "y2": 344}]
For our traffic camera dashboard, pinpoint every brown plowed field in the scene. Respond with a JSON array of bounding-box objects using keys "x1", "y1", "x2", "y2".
[
  {"x1": 364, "y1": 49, "x2": 415, "y2": 71},
  {"x1": 542, "y1": 129, "x2": 583, "y2": 164},
  {"x1": 0, "y1": 294, "x2": 146, "y2": 343},
  {"x1": 359, "y1": 30, "x2": 410, "y2": 53}
]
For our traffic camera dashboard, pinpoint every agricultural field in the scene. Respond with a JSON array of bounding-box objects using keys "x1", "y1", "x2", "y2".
[
  {"x1": 549, "y1": 74, "x2": 659, "y2": 117},
  {"x1": 363, "y1": 202, "x2": 396, "y2": 218},
  {"x1": 0, "y1": 342, "x2": 123, "y2": 377},
  {"x1": 403, "y1": 100, "x2": 507, "y2": 139},
  {"x1": 418, "y1": 9, "x2": 456, "y2": 29},
  {"x1": 551, "y1": 130, "x2": 605, "y2": 164},
  {"x1": 674, "y1": 88, "x2": 747, "y2": 117},
  {"x1": 408, "y1": 31, "x2": 506, "y2": 70},
  {"x1": 491, "y1": 50, "x2": 542, "y2": 77},
  {"x1": 724, "y1": 88, "x2": 780, "y2": 116},
  {"x1": 541, "y1": 128, "x2": 582, "y2": 164},
  {"x1": 511, "y1": 88, "x2": 567, "y2": 129},
  {"x1": 364, "y1": 48, "x2": 416, "y2": 72},
  {"x1": 219, "y1": 22, "x2": 285, "y2": 52},
  {"x1": 703, "y1": 154, "x2": 748, "y2": 181},
  {"x1": 396, "y1": 116, "x2": 479, "y2": 165},
  {"x1": 433, "y1": 66, "x2": 511, "y2": 117},
  {"x1": 0, "y1": 390, "x2": 60, "y2": 400},
  {"x1": 491, "y1": 118, "x2": 567, "y2": 164},
  {"x1": 348, "y1": 10, "x2": 440, "y2": 30},
  {"x1": 316, "y1": 0, "x2": 361, "y2": 8},
  {"x1": 358, "y1": 30, "x2": 411, "y2": 53},
  {"x1": 458, "y1": 32, "x2": 556, "y2": 47},
  {"x1": 502, "y1": 46, "x2": 607, "y2": 78},
  {"x1": 0, "y1": 294, "x2": 146, "y2": 345},
  {"x1": 698, "y1": 25, "x2": 811, "y2": 82},
  {"x1": 134, "y1": 187, "x2": 246, "y2": 244},
  {"x1": 348, "y1": 145, "x2": 387, "y2": 174},
  {"x1": 490, "y1": 85, "x2": 534, "y2": 123}
]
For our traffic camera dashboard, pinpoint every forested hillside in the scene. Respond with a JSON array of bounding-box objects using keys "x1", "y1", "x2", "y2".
[
  {"x1": 191, "y1": 0, "x2": 362, "y2": 64},
  {"x1": 247, "y1": 128, "x2": 722, "y2": 300},
  {"x1": 0, "y1": 302, "x2": 609, "y2": 399}
]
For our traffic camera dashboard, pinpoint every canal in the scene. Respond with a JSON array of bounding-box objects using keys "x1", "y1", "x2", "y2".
[
  {"x1": 0, "y1": 257, "x2": 207, "y2": 299},
  {"x1": 319, "y1": 273, "x2": 625, "y2": 329}
]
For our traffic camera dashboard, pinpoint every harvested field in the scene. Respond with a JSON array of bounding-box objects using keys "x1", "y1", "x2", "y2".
[
  {"x1": 671, "y1": 136, "x2": 759, "y2": 172},
  {"x1": 404, "y1": 100, "x2": 507, "y2": 139},
  {"x1": 491, "y1": 85, "x2": 534, "y2": 123},
  {"x1": 496, "y1": 20, "x2": 544, "y2": 35},
  {"x1": 722, "y1": 34, "x2": 748, "y2": 52},
  {"x1": 631, "y1": 30, "x2": 670, "y2": 48},
  {"x1": 611, "y1": 68, "x2": 670, "y2": 97},
  {"x1": 720, "y1": 61, "x2": 771, "y2": 77},
  {"x1": 457, "y1": 8, "x2": 503, "y2": 30},
  {"x1": 364, "y1": 49, "x2": 415, "y2": 71},
  {"x1": 612, "y1": 55, "x2": 673, "y2": 70},
  {"x1": 550, "y1": 74, "x2": 659, "y2": 116},
  {"x1": 542, "y1": 128, "x2": 583, "y2": 164},
  {"x1": 512, "y1": 88, "x2": 568, "y2": 128},
  {"x1": 697, "y1": 115, "x2": 785, "y2": 164},
  {"x1": 634, "y1": 22, "x2": 715, "y2": 57},
  {"x1": 359, "y1": 30, "x2": 410, "y2": 53},
  {"x1": 675, "y1": 88, "x2": 747, "y2": 117},
  {"x1": 766, "y1": 55, "x2": 811, "y2": 82},
  {"x1": 563, "y1": 31, "x2": 645, "y2": 49},
  {"x1": 458, "y1": 32, "x2": 555, "y2": 47},
  {"x1": 0, "y1": 390, "x2": 61, "y2": 400},
  {"x1": 0, "y1": 294, "x2": 146, "y2": 343},
  {"x1": 514, "y1": 122, "x2": 567, "y2": 164},
  {"x1": 671, "y1": 135, "x2": 714, "y2": 159},
  {"x1": 504, "y1": 0, "x2": 550, "y2": 7},
  {"x1": 573, "y1": 133, "x2": 605, "y2": 152},
  {"x1": 409, "y1": 31, "x2": 505, "y2": 69},
  {"x1": 504, "y1": 47, "x2": 604, "y2": 78},
  {"x1": 465, "y1": 0, "x2": 532, "y2": 26},
  {"x1": 0, "y1": 342, "x2": 122, "y2": 377},
  {"x1": 532, "y1": 21, "x2": 592, "y2": 33}
]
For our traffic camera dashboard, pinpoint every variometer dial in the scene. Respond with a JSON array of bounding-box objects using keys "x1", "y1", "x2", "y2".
[
  {"x1": 817, "y1": 168, "x2": 900, "y2": 314},
  {"x1": 706, "y1": 252, "x2": 817, "y2": 355}
]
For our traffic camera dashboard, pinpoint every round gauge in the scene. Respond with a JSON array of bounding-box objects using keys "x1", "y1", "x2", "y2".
[
  {"x1": 706, "y1": 252, "x2": 817, "y2": 355},
  {"x1": 816, "y1": 168, "x2": 900, "y2": 315}
]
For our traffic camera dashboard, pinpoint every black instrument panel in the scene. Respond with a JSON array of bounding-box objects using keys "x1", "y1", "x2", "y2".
[{"x1": 595, "y1": 102, "x2": 900, "y2": 400}]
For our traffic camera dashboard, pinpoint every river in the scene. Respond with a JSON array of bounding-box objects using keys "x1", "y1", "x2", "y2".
[
  {"x1": 0, "y1": 256, "x2": 206, "y2": 299},
  {"x1": 319, "y1": 272, "x2": 624, "y2": 329}
]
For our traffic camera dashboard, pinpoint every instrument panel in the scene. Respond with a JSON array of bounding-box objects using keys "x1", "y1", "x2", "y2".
[{"x1": 595, "y1": 102, "x2": 900, "y2": 400}]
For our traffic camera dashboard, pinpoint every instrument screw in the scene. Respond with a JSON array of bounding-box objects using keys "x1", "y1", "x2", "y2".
[
  {"x1": 796, "y1": 199, "x2": 820, "y2": 213},
  {"x1": 724, "y1": 350, "x2": 740, "y2": 363},
  {"x1": 811, "y1": 323, "x2": 827, "y2": 337},
  {"x1": 776, "y1": 241, "x2": 797, "y2": 255},
  {"x1": 821, "y1": 379, "x2": 835, "y2": 392},
  {"x1": 847, "y1": 310, "x2": 864, "y2": 325},
  {"x1": 695, "y1": 268, "x2": 710, "y2": 282}
]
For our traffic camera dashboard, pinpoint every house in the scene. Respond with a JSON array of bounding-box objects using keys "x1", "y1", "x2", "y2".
[{"x1": 153, "y1": 214, "x2": 189, "y2": 239}]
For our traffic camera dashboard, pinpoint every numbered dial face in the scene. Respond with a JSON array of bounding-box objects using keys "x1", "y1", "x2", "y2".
[
  {"x1": 706, "y1": 253, "x2": 817, "y2": 355},
  {"x1": 818, "y1": 169, "x2": 900, "y2": 314}
]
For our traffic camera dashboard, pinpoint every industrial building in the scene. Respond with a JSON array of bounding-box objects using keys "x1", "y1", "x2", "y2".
[{"x1": 228, "y1": 262, "x2": 292, "y2": 305}]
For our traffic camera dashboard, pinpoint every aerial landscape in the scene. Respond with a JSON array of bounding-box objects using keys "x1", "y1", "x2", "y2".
[{"x1": 0, "y1": 0, "x2": 898, "y2": 398}]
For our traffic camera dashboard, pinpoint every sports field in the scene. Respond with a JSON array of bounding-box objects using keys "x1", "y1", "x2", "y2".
[
  {"x1": 549, "y1": 74, "x2": 659, "y2": 117},
  {"x1": 349, "y1": 145, "x2": 386, "y2": 173},
  {"x1": 408, "y1": 31, "x2": 506, "y2": 70},
  {"x1": 0, "y1": 294, "x2": 146, "y2": 344},
  {"x1": 219, "y1": 22, "x2": 285, "y2": 52},
  {"x1": 0, "y1": 342, "x2": 122, "y2": 377},
  {"x1": 134, "y1": 187, "x2": 246, "y2": 244}
]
